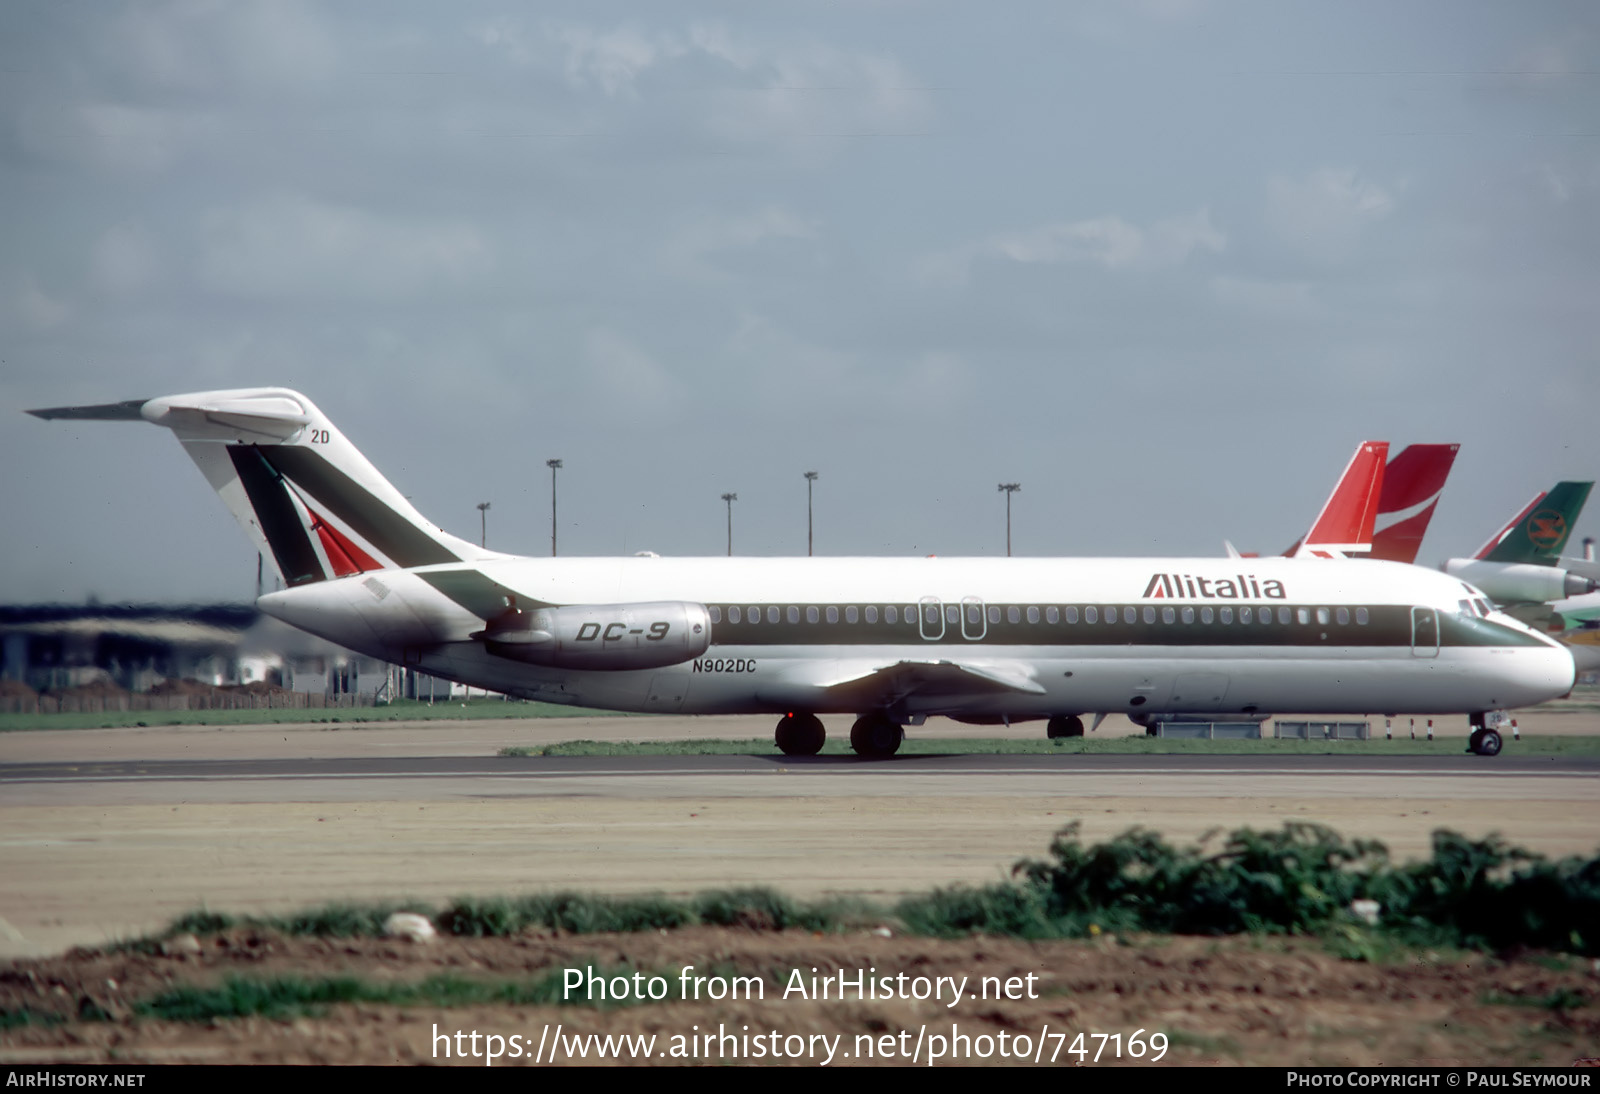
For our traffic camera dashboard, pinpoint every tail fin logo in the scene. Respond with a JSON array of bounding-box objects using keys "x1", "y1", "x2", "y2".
[{"x1": 1529, "y1": 510, "x2": 1567, "y2": 549}]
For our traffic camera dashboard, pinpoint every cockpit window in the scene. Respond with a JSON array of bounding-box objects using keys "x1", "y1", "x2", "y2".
[{"x1": 1475, "y1": 599, "x2": 1493, "y2": 616}]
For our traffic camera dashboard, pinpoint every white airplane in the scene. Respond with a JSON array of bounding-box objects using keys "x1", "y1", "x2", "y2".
[
  {"x1": 1442, "y1": 481, "x2": 1598, "y2": 624},
  {"x1": 29, "y1": 388, "x2": 1579, "y2": 758}
]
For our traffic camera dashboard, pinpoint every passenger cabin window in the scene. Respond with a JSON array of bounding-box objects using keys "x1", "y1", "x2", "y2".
[
  {"x1": 865, "y1": 605, "x2": 879, "y2": 624},
  {"x1": 1220, "y1": 607, "x2": 1233, "y2": 623},
  {"x1": 806, "y1": 606, "x2": 819, "y2": 624},
  {"x1": 1122, "y1": 607, "x2": 1136, "y2": 624},
  {"x1": 710, "y1": 605, "x2": 722, "y2": 623},
  {"x1": 967, "y1": 604, "x2": 982, "y2": 624},
  {"x1": 988, "y1": 606, "x2": 1001, "y2": 624},
  {"x1": 1181, "y1": 606, "x2": 1194, "y2": 624},
  {"x1": 1085, "y1": 606, "x2": 1099, "y2": 624},
  {"x1": 846, "y1": 606, "x2": 858, "y2": 624},
  {"x1": 826, "y1": 606, "x2": 839, "y2": 623},
  {"x1": 1316, "y1": 608, "x2": 1330, "y2": 625},
  {"x1": 1027, "y1": 606, "x2": 1040, "y2": 623},
  {"x1": 1278, "y1": 607, "x2": 1292, "y2": 625},
  {"x1": 1356, "y1": 607, "x2": 1369, "y2": 624},
  {"x1": 1162, "y1": 606, "x2": 1175, "y2": 624},
  {"x1": 1240, "y1": 606, "x2": 1253, "y2": 624},
  {"x1": 729, "y1": 606, "x2": 742, "y2": 623},
  {"x1": 885, "y1": 606, "x2": 898, "y2": 624},
  {"x1": 947, "y1": 604, "x2": 960, "y2": 624},
  {"x1": 1296, "y1": 608, "x2": 1310, "y2": 625},
  {"x1": 1336, "y1": 607, "x2": 1349, "y2": 625},
  {"x1": 1201, "y1": 606, "x2": 1213, "y2": 623},
  {"x1": 767, "y1": 606, "x2": 779, "y2": 624},
  {"x1": 1046, "y1": 606, "x2": 1059, "y2": 624},
  {"x1": 1007, "y1": 606, "x2": 1020, "y2": 624},
  {"x1": 1143, "y1": 606, "x2": 1156, "y2": 624},
  {"x1": 1065, "y1": 606, "x2": 1079, "y2": 623},
  {"x1": 787, "y1": 606, "x2": 800, "y2": 624}
]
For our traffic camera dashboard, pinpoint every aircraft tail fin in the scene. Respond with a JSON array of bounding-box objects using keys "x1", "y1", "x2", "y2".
[
  {"x1": 1292, "y1": 441, "x2": 1388, "y2": 558},
  {"x1": 29, "y1": 388, "x2": 486, "y2": 587},
  {"x1": 1368, "y1": 443, "x2": 1459, "y2": 563},
  {"x1": 1477, "y1": 481, "x2": 1593, "y2": 565}
]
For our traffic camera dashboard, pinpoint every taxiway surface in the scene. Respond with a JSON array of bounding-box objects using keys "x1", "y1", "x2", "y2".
[{"x1": 2, "y1": 713, "x2": 1596, "y2": 958}]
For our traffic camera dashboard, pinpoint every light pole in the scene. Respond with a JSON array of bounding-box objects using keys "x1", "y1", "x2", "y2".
[
  {"x1": 546, "y1": 459, "x2": 562, "y2": 556},
  {"x1": 721, "y1": 492, "x2": 737, "y2": 556},
  {"x1": 998, "y1": 483, "x2": 1021, "y2": 557},
  {"x1": 477, "y1": 501, "x2": 491, "y2": 548},
  {"x1": 804, "y1": 471, "x2": 818, "y2": 556}
]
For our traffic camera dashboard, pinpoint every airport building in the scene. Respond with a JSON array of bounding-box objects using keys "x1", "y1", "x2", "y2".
[{"x1": 0, "y1": 603, "x2": 453, "y2": 711}]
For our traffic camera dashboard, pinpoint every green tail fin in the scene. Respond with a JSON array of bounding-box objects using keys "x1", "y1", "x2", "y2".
[{"x1": 1482, "y1": 481, "x2": 1592, "y2": 564}]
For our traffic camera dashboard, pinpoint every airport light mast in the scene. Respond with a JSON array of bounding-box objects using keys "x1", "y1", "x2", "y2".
[
  {"x1": 721, "y1": 492, "x2": 738, "y2": 556},
  {"x1": 546, "y1": 458, "x2": 562, "y2": 556},
  {"x1": 998, "y1": 482, "x2": 1021, "y2": 557},
  {"x1": 477, "y1": 501, "x2": 491, "y2": 548},
  {"x1": 804, "y1": 470, "x2": 818, "y2": 556}
]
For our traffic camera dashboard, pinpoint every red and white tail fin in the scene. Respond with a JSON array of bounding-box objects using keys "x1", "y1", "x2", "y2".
[
  {"x1": 1292, "y1": 441, "x2": 1389, "y2": 559},
  {"x1": 29, "y1": 388, "x2": 490, "y2": 589},
  {"x1": 1368, "y1": 443, "x2": 1459, "y2": 563}
]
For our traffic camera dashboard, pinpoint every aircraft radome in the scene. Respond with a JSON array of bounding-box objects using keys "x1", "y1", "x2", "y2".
[{"x1": 29, "y1": 388, "x2": 1579, "y2": 758}]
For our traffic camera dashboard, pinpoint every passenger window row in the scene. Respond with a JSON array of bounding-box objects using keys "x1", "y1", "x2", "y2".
[{"x1": 706, "y1": 604, "x2": 1373, "y2": 626}]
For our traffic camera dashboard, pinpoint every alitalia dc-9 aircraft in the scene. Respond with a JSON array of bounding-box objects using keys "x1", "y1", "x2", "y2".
[{"x1": 30, "y1": 388, "x2": 1579, "y2": 758}]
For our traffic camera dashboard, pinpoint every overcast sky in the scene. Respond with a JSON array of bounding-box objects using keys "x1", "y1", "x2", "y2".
[{"x1": 2, "y1": 1, "x2": 1595, "y2": 604}]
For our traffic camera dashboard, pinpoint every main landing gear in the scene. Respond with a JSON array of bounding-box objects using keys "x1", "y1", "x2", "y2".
[
  {"x1": 1467, "y1": 711, "x2": 1505, "y2": 757},
  {"x1": 1046, "y1": 714, "x2": 1085, "y2": 739},
  {"x1": 774, "y1": 712, "x2": 826, "y2": 756},
  {"x1": 849, "y1": 713, "x2": 904, "y2": 758},
  {"x1": 773, "y1": 712, "x2": 908, "y2": 758}
]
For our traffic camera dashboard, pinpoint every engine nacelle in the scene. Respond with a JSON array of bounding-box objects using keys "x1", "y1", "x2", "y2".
[
  {"x1": 1443, "y1": 559, "x2": 1597, "y2": 603},
  {"x1": 478, "y1": 601, "x2": 711, "y2": 671}
]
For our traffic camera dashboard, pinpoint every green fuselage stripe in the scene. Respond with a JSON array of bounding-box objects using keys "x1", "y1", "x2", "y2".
[{"x1": 698, "y1": 604, "x2": 1545, "y2": 650}]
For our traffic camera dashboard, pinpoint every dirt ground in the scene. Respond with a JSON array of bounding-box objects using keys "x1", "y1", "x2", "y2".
[{"x1": 1, "y1": 926, "x2": 1597, "y2": 1067}]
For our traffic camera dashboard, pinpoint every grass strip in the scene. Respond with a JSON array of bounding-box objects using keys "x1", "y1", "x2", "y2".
[
  {"x1": 501, "y1": 734, "x2": 1600, "y2": 757},
  {"x1": 0, "y1": 698, "x2": 634, "y2": 732},
  {"x1": 135, "y1": 965, "x2": 687, "y2": 1022}
]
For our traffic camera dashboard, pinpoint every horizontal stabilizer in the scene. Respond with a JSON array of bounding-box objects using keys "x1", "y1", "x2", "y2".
[{"x1": 27, "y1": 399, "x2": 149, "y2": 421}]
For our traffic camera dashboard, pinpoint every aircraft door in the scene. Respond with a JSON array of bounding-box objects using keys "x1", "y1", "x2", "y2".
[
  {"x1": 1411, "y1": 607, "x2": 1439, "y2": 658},
  {"x1": 918, "y1": 596, "x2": 944, "y2": 641},
  {"x1": 961, "y1": 597, "x2": 987, "y2": 641}
]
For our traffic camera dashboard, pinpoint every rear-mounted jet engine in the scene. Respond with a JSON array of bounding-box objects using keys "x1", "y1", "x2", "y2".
[{"x1": 476, "y1": 600, "x2": 712, "y2": 671}]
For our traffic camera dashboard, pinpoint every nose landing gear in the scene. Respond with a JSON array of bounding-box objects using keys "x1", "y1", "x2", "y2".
[{"x1": 1467, "y1": 711, "x2": 1507, "y2": 756}]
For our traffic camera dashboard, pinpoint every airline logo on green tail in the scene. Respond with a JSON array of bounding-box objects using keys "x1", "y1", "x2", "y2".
[
  {"x1": 1527, "y1": 510, "x2": 1567, "y2": 550},
  {"x1": 1142, "y1": 574, "x2": 1287, "y2": 599}
]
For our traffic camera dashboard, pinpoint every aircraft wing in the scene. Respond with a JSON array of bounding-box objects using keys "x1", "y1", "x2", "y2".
[{"x1": 771, "y1": 658, "x2": 1046, "y2": 708}]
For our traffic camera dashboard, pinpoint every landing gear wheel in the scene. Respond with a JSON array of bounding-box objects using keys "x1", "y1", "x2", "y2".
[
  {"x1": 775, "y1": 713, "x2": 825, "y2": 756},
  {"x1": 1470, "y1": 728, "x2": 1502, "y2": 757},
  {"x1": 1046, "y1": 714, "x2": 1085, "y2": 739},
  {"x1": 849, "y1": 713, "x2": 904, "y2": 758}
]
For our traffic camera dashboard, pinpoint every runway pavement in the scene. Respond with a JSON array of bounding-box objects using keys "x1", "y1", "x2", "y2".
[{"x1": 1, "y1": 713, "x2": 1596, "y2": 958}]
